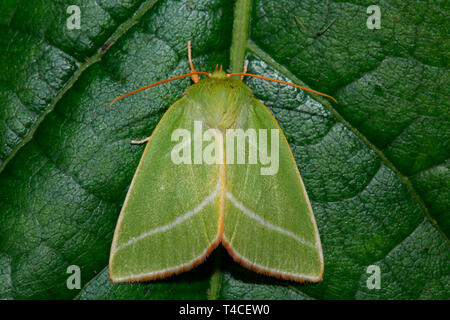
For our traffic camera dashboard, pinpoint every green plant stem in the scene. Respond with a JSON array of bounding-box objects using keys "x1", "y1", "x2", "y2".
[{"x1": 230, "y1": 0, "x2": 251, "y2": 77}]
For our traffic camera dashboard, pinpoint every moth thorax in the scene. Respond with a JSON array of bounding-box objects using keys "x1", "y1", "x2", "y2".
[{"x1": 217, "y1": 112, "x2": 238, "y2": 130}]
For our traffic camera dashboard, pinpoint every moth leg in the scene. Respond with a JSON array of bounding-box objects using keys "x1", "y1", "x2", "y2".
[
  {"x1": 240, "y1": 60, "x2": 249, "y2": 81},
  {"x1": 131, "y1": 137, "x2": 150, "y2": 145},
  {"x1": 187, "y1": 41, "x2": 199, "y2": 83}
]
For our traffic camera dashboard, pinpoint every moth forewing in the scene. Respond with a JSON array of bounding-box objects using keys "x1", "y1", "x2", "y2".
[
  {"x1": 109, "y1": 98, "x2": 223, "y2": 283},
  {"x1": 222, "y1": 99, "x2": 323, "y2": 282}
]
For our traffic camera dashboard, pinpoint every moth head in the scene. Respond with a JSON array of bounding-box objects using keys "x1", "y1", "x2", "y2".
[{"x1": 210, "y1": 69, "x2": 227, "y2": 79}]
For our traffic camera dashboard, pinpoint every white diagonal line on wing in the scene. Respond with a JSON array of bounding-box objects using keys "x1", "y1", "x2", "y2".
[
  {"x1": 115, "y1": 182, "x2": 220, "y2": 252},
  {"x1": 226, "y1": 192, "x2": 315, "y2": 249}
]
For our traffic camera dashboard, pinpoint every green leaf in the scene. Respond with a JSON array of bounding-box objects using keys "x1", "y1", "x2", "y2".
[{"x1": 0, "y1": 0, "x2": 448, "y2": 300}]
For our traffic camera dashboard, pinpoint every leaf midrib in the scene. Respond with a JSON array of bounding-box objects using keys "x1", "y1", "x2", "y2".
[{"x1": 205, "y1": 0, "x2": 252, "y2": 300}]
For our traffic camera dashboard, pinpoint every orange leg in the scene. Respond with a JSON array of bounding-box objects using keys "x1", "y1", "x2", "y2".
[
  {"x1": 240, "y1": 60, "x2": 249, "y2": 81},
  {"x1": 187, "y1": 41, "x2": 199, "y2": 83}
]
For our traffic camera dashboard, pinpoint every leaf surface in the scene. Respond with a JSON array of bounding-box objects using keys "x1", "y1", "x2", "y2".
[{"x1": 0, "y1": 0, "x2": 448, "y2": 299}]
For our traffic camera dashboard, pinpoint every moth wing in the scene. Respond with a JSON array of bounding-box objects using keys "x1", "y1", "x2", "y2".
[
  {"x1": 109, "y1": 97, "x2": 223, "y2": 282},
  {"x1": 223, "y1": 99, "x2": 324, "y2": 282}
]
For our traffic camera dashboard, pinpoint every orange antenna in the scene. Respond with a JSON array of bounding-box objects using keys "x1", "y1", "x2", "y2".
[
  {"x1": 187, "y1": 41, "x2": 199, "y2": 83},
  {"x1": 109, "y1": 71, "x2": 210, "y2": 107},
  {"x1": 227, "y1": 72, "x2": 338, "y2": 104},
  {"x1": 214, "y1": 64, "x2": 219, "y2": 72}
]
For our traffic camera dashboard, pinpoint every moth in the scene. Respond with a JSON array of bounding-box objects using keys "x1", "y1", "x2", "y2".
[{"x1": 109, "y1": 42, "x2": 337, "y2": 283}]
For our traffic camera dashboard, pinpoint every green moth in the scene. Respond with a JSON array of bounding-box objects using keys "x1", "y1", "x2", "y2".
[{"x1": 109, "y1": 42, "x2": 337, "y2": 283}]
